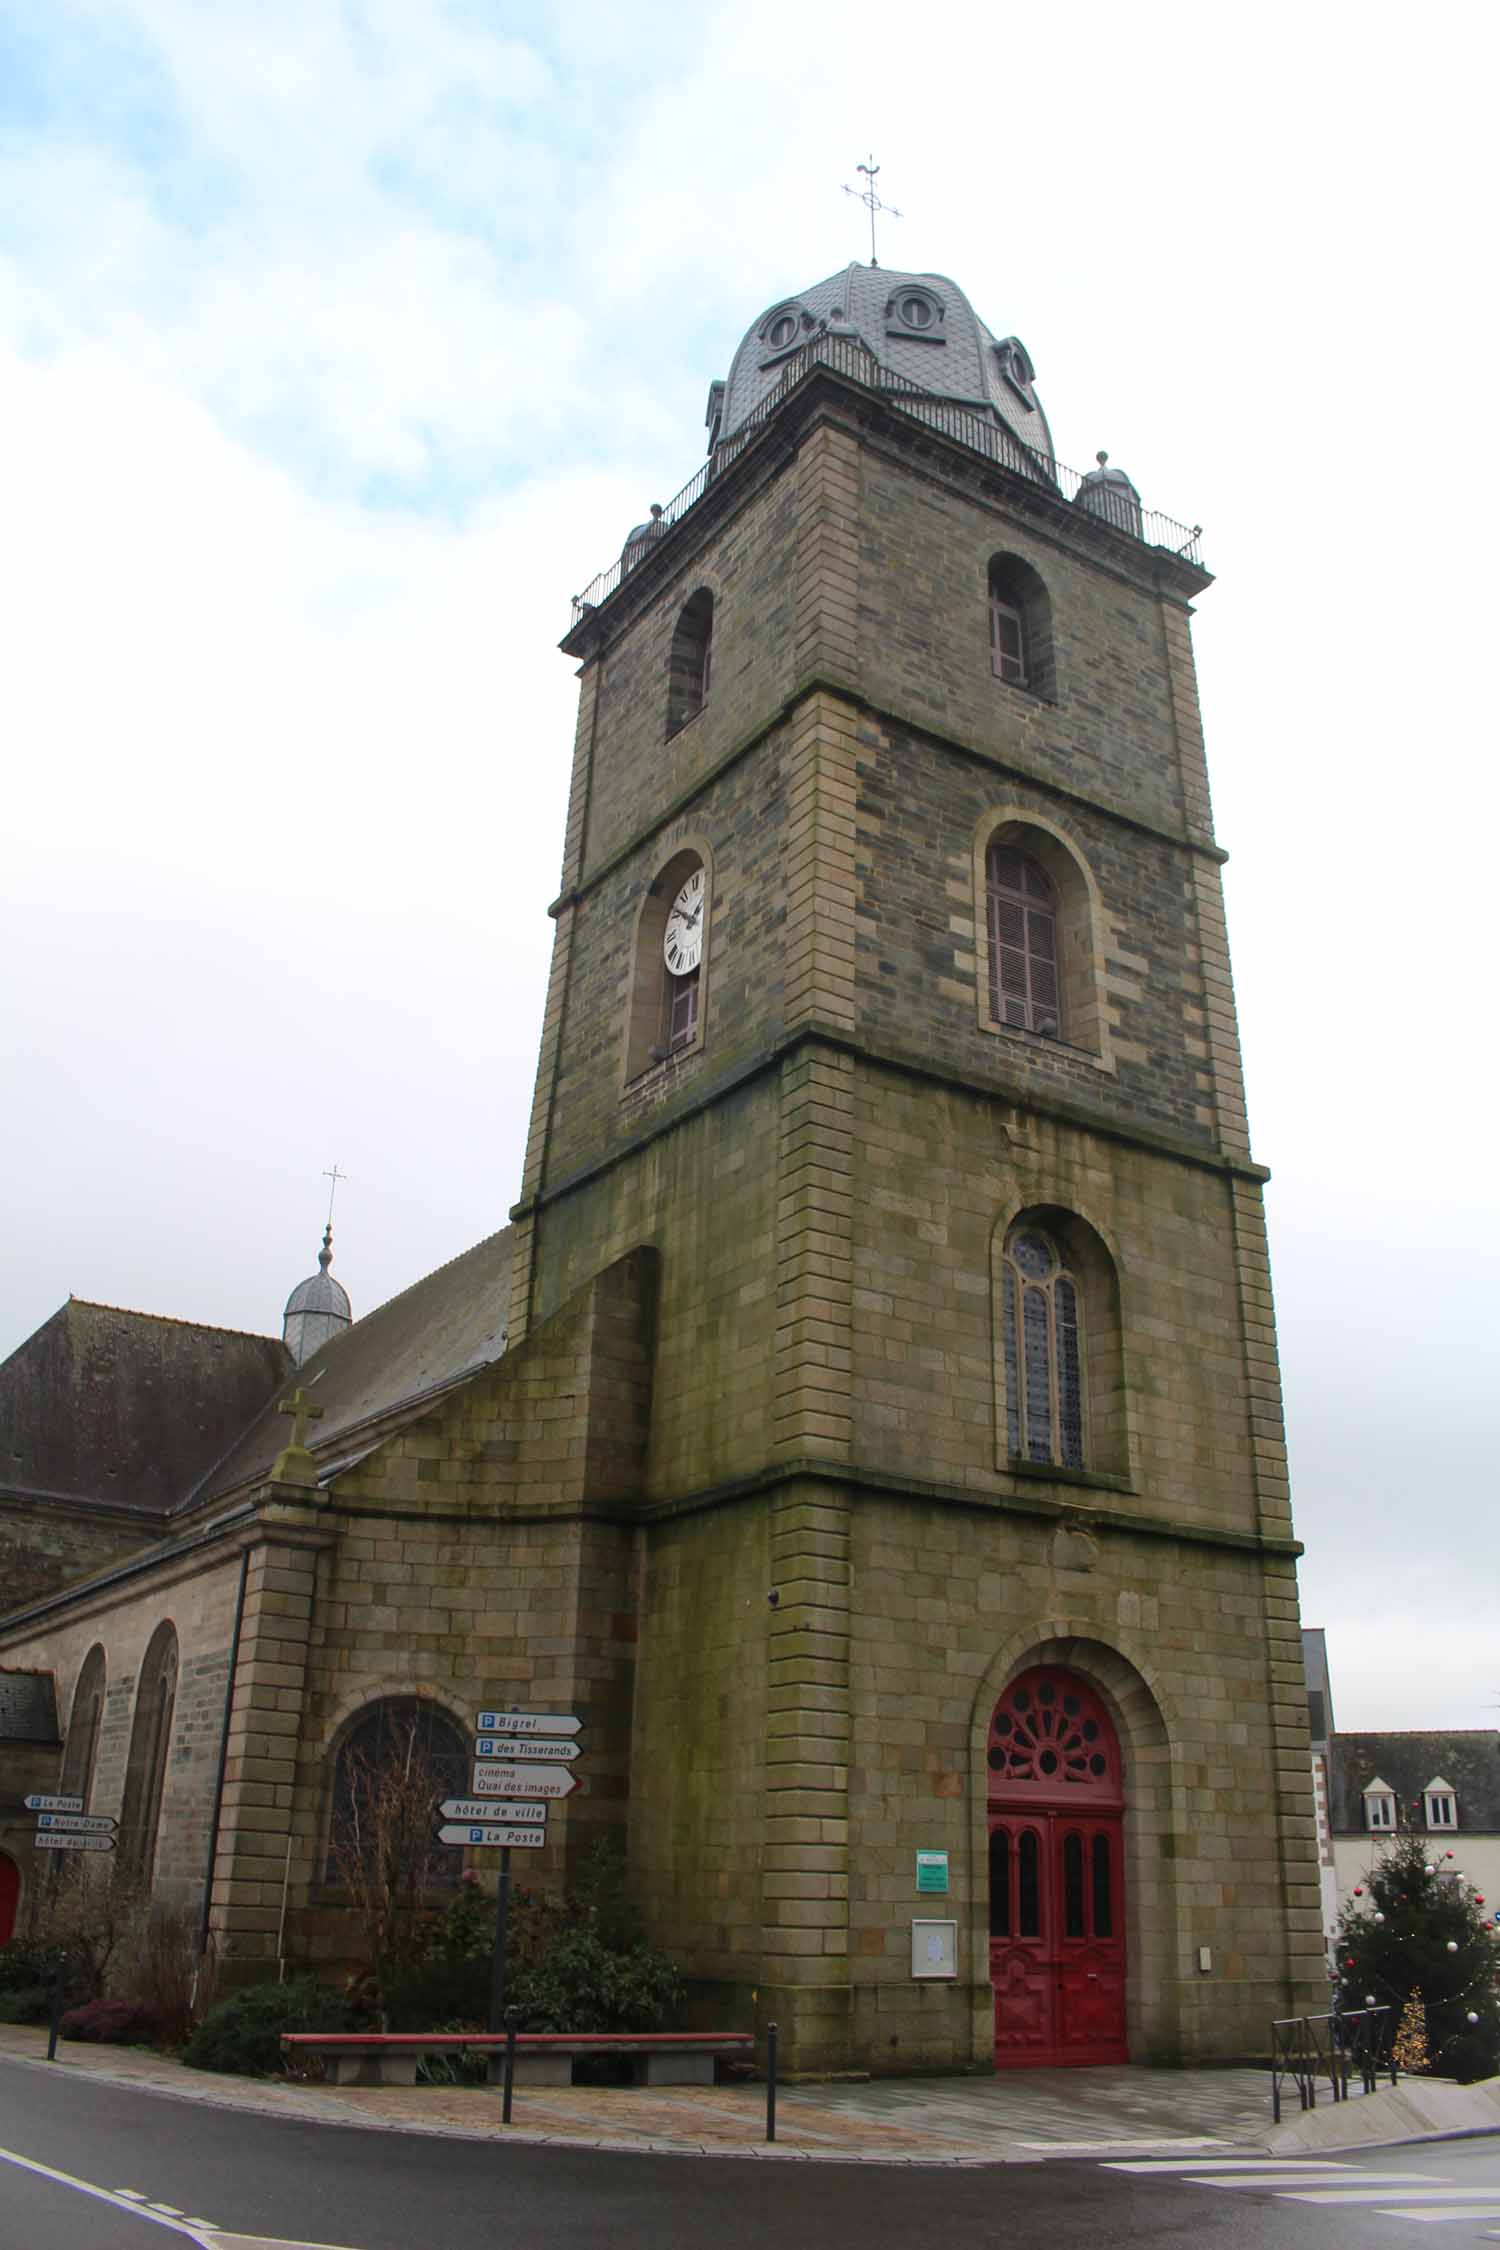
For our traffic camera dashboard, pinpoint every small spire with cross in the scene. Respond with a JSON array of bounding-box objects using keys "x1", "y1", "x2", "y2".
[
  {"x1": 843, "y1": 155, "x2": 902, "y2": 268},
  {"x1": 271, "y1": 1384, "x2": 325, "y2": 1488},
  {"x1": 323, "y1": 1163, "x2": 348, "y2": 1229}
]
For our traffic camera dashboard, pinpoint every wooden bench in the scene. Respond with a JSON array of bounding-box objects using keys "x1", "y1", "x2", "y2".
[{"x1": 281, "y1": 2030, "x2": 753, "y2": 2089}]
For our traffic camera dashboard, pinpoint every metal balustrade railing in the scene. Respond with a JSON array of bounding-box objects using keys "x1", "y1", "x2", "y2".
[
  {"x1": 1270, "y1": 2006, "x2": 1395, "y2": 2122},
  {"x1": 569, "y1": 331, "x2": 1205, "y2": 629}
]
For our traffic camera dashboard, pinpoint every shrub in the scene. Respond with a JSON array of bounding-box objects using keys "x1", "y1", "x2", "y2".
[
  {"x1": 182, "y1": 1976, "x2": 360, "y2": 2078},
  {"x1": 60, "y1": 1997, "x2": 159, "y2": 2046},
  {"x1": 0, "y1": 1986, "x2": 52, "y2": 2026}
]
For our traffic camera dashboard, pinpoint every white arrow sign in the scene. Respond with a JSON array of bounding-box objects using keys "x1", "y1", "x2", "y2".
[
  {"x1": 24, "y1": 1794, "x2": 83, "y2": 1813},
  {"x1": 470, "y1": 1765, "x2": 577, "y2": 1799},
  {"x1": 435, "y1": 1823, "x2": 547, "y2": 1850},
  {"x1": 475, "y1": 1736, "x2": 581, "y2": 1762},
  {"x1": 438, "y1": 1799, "x2": 547, "y2": 1825},
  {"x1": 36, "y1": 1813, "x2": 118, "y2": 1834},
  {"x1": 36, "y1": 1832, "x2": 115, "y2": 1853},
  {"x1": 475, "y1": 1711, "x2": 583, "y2": 1737}
]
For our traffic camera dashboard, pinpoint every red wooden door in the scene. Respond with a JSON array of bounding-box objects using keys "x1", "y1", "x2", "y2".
[
  {"x1": 0, "y1": 1853, "x2": 19, "y2": 1948},
  {"x1": 987, "y1": 1668, "x2": 1127, "y2": 2067}
]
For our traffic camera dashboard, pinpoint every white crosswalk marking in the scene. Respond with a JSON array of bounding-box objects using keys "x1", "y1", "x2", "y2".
[
  {"x1": 1289, "y1": 2189, "x2": 1500, "y2": 2208},
  {"x1": 1109, "y1": 2158, "x2": 1362, "y2": 2173},
  {"x1": 1383, "y1": 2210, "x2": 1500, "y2": 2225},
  {"x1": 1189, "y1": 2173, "x2": 1441, "y2": 2191}
]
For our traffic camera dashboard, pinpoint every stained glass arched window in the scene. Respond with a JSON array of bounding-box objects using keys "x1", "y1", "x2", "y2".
[
  {"x1": 120, "y1": 1623, "x2": 178, "y2": 1881},
  {"x1": 324, "y1": 1698, "x2": 468, "y2": 1887},
  {"x1": 61, "y1": 1644, "x2": 107, "y2": 1809},
  {"x1": 1000, "y1": 1224, "x2": 1084, "y2": 1468}
]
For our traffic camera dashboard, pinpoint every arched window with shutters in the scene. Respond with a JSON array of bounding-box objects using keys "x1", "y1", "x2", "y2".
[
  {"x1": 60, "y1": 1645, "x2": 107, "y2": 1810},
  {"x1": 666, "y1": 589, "x2": 714, "y2": 735},
  {"x1": 119, "y1": 1623, "x2": 178, "y2": 1883},
  {"x1": 987, "y1": 554, "x2": 1055, "y2": 701},
  {"x1": 973, "y1": 814, "x2": 1109, "y2": 1063},
  {"x1": 986, "y1": 842, "x2": 1062, "y2": 1038}
]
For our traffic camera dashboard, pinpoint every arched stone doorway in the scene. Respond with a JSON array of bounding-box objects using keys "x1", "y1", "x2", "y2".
[
  {"x1": 987, "y1": 1664, "x2": 1128, "y2": 2066},
  {"x1": 0, "y1": 1853, "x2": 20, "y2": 1948}
]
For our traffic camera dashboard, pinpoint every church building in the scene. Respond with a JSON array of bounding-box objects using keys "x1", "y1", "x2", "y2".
[{"x1": 0, "y1": 255, "x2": 1326, "y2": 2070}]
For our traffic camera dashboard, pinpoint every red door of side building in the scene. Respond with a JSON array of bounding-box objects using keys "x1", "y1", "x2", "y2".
[
  {"x1": 987, "y1": 1667, "x2": 1128, "y2": 2067},
  {"x1": 0, "y1": 1853, "x2": 19, "y2": 1949}
]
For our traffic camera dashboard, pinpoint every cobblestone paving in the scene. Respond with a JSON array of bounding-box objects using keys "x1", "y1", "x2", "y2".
[{"x1": 0, "y1": 2026, "x2": 1274, "y2": 2164}]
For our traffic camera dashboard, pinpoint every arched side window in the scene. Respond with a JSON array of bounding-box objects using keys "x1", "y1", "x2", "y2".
[
  {"x1": 973, "y1": 815, "x2": 1109, "y2": 1065},
  {"x1": 624, "y1": 845, "x2": 711, "y2": 1083},
  {"x1": 667, "y1": 589, "x2": 714, "y2": 735},
  {"x1": 119, "y1": 1622, "x2": 178, "y2": 1883},
  {"x1": 60, "y1": 1645, "x2": 107, "y2": 1810},
  {"x1": 986, "y1": 843, "x2": 1061, "y2": 1037},
  {"x1": 987, "y1": 554, "x2": 1055, "y2": 702},
  {"x1": 994, "y1": 1209, "x2": 1128, "y2": 1478},
  {"x1": 324, "y1": 1698, "x2": 468, "y2": 1888}
]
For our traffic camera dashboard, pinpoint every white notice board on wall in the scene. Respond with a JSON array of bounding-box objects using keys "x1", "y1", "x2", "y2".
[{"x1": 911, "y1": 1918, "x2": 958, "y2": 1979}]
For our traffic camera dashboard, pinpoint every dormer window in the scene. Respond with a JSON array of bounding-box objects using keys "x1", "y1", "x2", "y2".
[
  {"x1": 1363, "y1": 1777, "x2": 1397, "y2": 1832},
  {"x1": 995, "y1": 335, "x2": 1038, "y2": 406},
  {"x1": 1424, "y1": 1778, "x2": 1458, "y2": 1830},
  {"x1": 759, "y1": 305, "x2": 807, "y2": 361},
  {"x1": 886, "y1": 285, "x2": 944, "y2": 343}
]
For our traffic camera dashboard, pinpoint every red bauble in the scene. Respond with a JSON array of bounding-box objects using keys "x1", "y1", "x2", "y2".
[
  {"x1": 1354, "y1": 1886, "x2": 1363, "y2": 1896},
  {"x1": 1345, "y1": 1956, "x2": 1355, "y2": 1967}
]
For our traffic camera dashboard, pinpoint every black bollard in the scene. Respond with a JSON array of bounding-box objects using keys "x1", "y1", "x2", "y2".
[
  {"x1": 766, "y1": 2020, "x2": 778, "y2": 2144},
  {"x1": 502, "y1": 2009, "x2": 518, "y2": 2125},
  {"x1": 46, "y1": 1965, "x2": 64, "y2": 2062}
]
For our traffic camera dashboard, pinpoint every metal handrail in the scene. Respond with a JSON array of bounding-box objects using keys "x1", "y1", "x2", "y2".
[
  {"x1": 569, "y1": 330, "x2": 1205, "y2": 628},
  {"x1": 1271, "y1": 2006, "x2": 1394, "y2": 2121}
]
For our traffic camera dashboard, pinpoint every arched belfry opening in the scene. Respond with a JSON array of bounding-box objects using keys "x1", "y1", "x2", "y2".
[{"x1": 986, "y1": 1664, "x2": 1128, "y2": 2067}]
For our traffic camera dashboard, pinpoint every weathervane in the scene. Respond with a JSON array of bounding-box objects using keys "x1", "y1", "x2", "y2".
[{"x1": 843, "y1": 155, "x2": 901, "y2": 268}]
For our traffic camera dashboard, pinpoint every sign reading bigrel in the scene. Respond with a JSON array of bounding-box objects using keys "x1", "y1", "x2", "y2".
[{"x1": 475, "y1": 1711, "x2": 583, "y2": 1737}]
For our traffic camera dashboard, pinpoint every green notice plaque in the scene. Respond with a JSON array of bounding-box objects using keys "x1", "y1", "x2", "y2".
[{"x1": 916, "y1": 1850, "x2": 949, "y2": 1895}]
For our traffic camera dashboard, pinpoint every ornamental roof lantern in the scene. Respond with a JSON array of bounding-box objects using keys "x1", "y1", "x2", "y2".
[
  {"x1": 282, "y1": 1225, "x2": 352, "y2": 1367},
  {"x1": 1075, "y1": 451, "x2": 1144, "y2": 539}
]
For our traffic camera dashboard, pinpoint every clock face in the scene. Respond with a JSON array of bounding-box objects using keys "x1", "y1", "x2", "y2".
[{"x1": 663, "y1": 868, "x2": 705, "y2": 976}]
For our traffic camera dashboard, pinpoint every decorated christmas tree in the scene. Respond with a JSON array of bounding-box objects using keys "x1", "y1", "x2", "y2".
[{"x1": 1335, "y1": 1829, "x2": 1499, "y2": 2082}]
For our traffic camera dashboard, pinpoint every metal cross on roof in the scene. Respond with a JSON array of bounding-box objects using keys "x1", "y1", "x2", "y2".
[
  {"x1": 278, "y1": 1385, "x2": 325, "y2": 1451},
  {"x1": 843, "y1": 155, "x2": 901, "y2": 268},
  {"x1": 322, "y1": 1162, "x2": 348, "y2": 1227}
]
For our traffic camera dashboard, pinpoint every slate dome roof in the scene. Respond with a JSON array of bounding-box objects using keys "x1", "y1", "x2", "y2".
[
  {"x1": 712, "y1": 262, "x2": 1055, "y2": 468},
  {"x1": 284, "y1": 1262, "x2": 351, "y2": 1322}
]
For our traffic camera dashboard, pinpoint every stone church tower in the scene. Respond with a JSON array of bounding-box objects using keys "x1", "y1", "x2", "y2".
[
  {"x1": 507, "y1": 260, "x2": 1325, "y2": 2069},
  {"x1": 0, "y1": 256, "x2": 1324, "y2": 2077}
]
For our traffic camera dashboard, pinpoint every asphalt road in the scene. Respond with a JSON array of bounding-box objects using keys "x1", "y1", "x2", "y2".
[{"x1": 3, "y1": 2053, "x2": 1500, "y2": 2250}]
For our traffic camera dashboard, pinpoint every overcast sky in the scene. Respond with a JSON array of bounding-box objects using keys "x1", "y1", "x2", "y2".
[{"x1": 3, "y1": 2, "x2": 1495, "y2": 1733}]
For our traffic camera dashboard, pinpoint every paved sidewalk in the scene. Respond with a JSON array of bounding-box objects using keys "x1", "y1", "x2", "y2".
[
  {"x1": 0, "y1": 2024, "x2": 1271, "y2": 2161},
  {"x1": 3, "y1": 2024, "x2": 1493, "y2": 2165}
]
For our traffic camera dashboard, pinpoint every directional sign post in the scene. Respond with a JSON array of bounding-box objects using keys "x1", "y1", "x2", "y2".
[
  {"x1": 437, "y1": 1823, "x2": 547, "y2": 1850},
  {"x1": 36, "y1": 1813, "x2": 117, "y2": 1835},
  {"x1": 475, "y1": 1737, "x2": 582, "y2": 1762},
  {"x1": 24, "y1": 1794, "x2": 83, "y2": 1814},
  {"x1": 472, "y1": 1709, "x2": 585, "y2": 2038},
  {"x1": 469, "y1": 1765, "x2": 577, "y2": 1800},
  {"x1": 439, "y1": 1799, "x2": 547, "y2": 1826},
  {"x1": 35, "y1": 1832, "x2": 115, "y2": 1853},
  {"x1": 475, "y1": 1711, "x2": 583, "y2": 1738}
]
